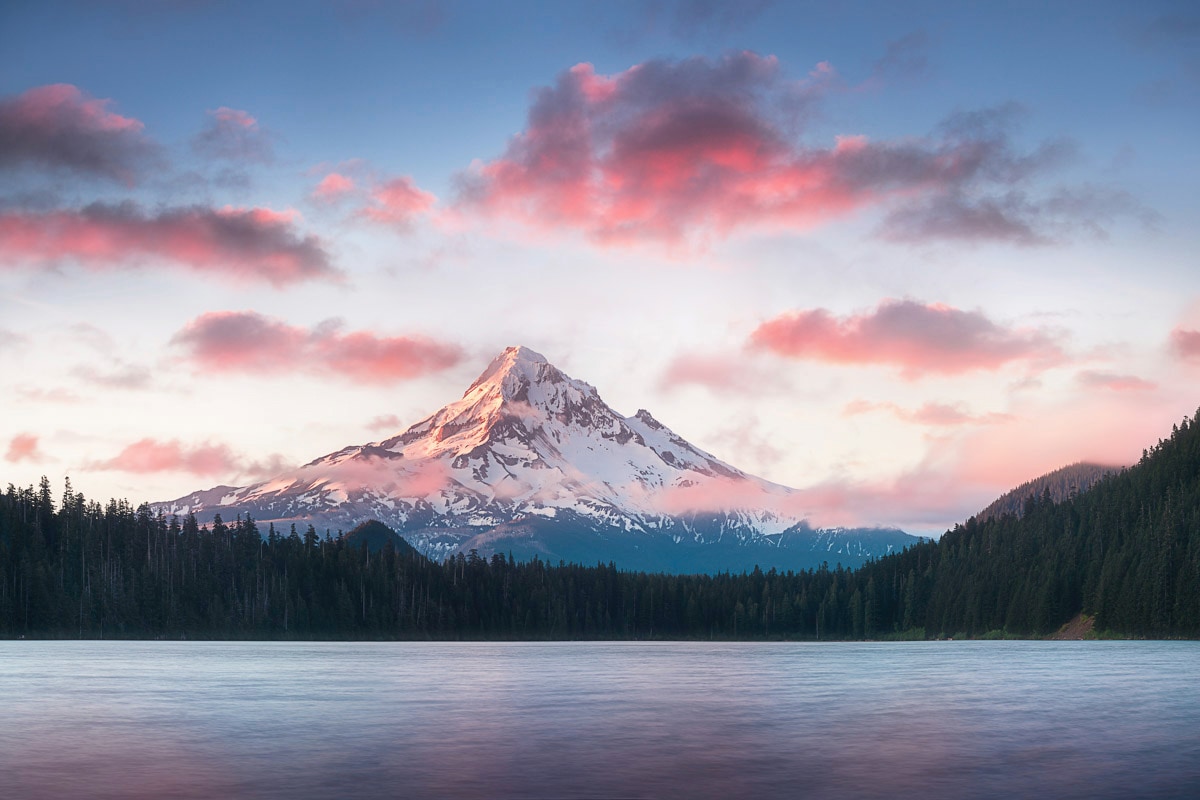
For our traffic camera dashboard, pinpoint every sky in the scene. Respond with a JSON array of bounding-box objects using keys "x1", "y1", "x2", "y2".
[{"x1": 1, "y1": 0, "x2": 1197, "y2": 536}]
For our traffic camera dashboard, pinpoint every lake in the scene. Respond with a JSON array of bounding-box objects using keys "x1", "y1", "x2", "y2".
[{"x1": 1, "y1": 641, "x2": 1197, "y2": 799}]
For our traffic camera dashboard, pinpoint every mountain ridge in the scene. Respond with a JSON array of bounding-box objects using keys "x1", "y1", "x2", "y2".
[
  {"x1": 975, "y1": 462, "x2": 1122, "y2": 523},
  {"x1": 156, "y1": 346, "x2": 923, "y2": 572}
]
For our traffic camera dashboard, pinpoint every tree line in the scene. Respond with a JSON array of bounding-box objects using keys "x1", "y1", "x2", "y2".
[{"x1": 2, "y1": 408, "x2": 1198, "y2": 640}]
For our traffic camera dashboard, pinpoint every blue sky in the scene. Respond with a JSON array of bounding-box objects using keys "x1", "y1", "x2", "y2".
[{"x1": 1, "y1": 0, "x2": 1197, "y2": 534}]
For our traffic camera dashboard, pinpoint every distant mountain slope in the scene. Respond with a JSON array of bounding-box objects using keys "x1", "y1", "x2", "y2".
[
  {"x1": 854, "y1": 409, "x2": 1200, "y2": 637},
  {"x1": 976, "y1": 462, "x2": 1122, "y2": 523},
  {"x1": 157, "y1": 346, "x2": 923, "y2": 573}
]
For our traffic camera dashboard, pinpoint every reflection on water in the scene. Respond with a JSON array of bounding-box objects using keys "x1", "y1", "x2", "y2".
[{"x1": 1, "y1": 641, "x2": 1198, "y2": 799}]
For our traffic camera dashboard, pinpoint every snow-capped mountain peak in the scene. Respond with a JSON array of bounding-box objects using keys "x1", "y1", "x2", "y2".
[{"x1": 158, "y1": 346, "x2": 922, "y2": 572}]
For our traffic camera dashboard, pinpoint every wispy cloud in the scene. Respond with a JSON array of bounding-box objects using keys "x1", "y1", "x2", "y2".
[
  {"x1": 359, "y1": 176, "x2": 436, "y2": 228},
  {"x1": 1170, "y1": 327, "x2": 1200, "y2": 361},
  {"x1": 0, "y1": 202, "x2": 339, "y2": 286},
  {"x1": 367, "y1": 414, "x2": 404, "y2": 433},
  {"x1": 4, "y1": 433, "x2": 46, "y2": 463},
  {"x1": 87, "y1": 437, "x2": 289, "y2": 480},
  {"x1": 750, "y1": 299, "x2": 1064, "y2": 378},
  {"x1": 1075, "y1": 370, "x2": 1157, "y2": 392},
  {"x1": 659, "y1": 350, "x2": 785, "y2": 395},
  {"x1": 192, "y1": 106, "x2": 275, "y2": 163},
  {"x1": 310, "y1": 172, "x2": 356, "y2": 203},
  {"x1": 73, "y1": 362, "x2": 154, "y2": 390},
  {"x1": 172, "y1": 310, "x2": 464, "y2": 383},
  {"x1": 843, "y1": 399, "x2": 1013, "y2": 426}
]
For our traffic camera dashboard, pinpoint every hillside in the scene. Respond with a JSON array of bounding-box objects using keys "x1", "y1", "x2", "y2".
[
  {"x1": 975, "y1": 462, "x2": 1121, "y2": 523},
  {"x1": 858, "y1": 411, "x2": 1200, "y2": 637}
]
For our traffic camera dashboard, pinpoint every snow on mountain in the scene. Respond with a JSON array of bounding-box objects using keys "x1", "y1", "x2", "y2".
[{"x1": 157, "y1": 346, "x2": 920, "y2": 572}]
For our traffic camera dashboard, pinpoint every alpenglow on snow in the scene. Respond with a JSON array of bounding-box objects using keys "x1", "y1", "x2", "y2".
[{"x1": 158, "y1": 346, "x2": 920, "y2": 573}]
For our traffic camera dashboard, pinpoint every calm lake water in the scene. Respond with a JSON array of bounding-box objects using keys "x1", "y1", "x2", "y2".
[{"x1": 1, "y1": 641, "x2": 1198, "y2": 799}]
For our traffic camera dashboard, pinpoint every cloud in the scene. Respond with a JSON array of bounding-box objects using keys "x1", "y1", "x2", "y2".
[
  {"x1": 0, "y1": 328, "x2": 27, "y2": 350},
  {"x1": 1075, "y1": 370, "x2": 1157, "y2": 392},
  {"x1": 651, "y1": 0, "x2": 776, "y2": 40},
  {"x1": 359, "y1": 176, "x2": 437, "y2": 228},
  {"x1": 787, "y1": 468, "x2": 995, "y2": 531},
  {"x1": 749, "y1": 299, "x2": 1064, "y2": 378},
  {"x1": 367, "y1": 414, "x2": 403, "y2": 433},
  {"x1": 870, "y1": 31, "x2": 932, "y2": 81},
  {"x1": 308, "y1": 163, "x2": 436, "y2": 228},
  {"x1": 73, "y1": 362, "x2": 154, "y2": 390},
  {"x1": 15, "y1": 386, "x2": 81, "y2": 404},
  {"x1": 0, "y1": 83, "x2": 161, "y2": 184},
  {"x1": 881, "y1": 184, "x2": 1154, "y2": 245},
  {"x1": 704, "y1": 415, "x2": 785, "y2": 471},
  {"x1": 172, "y1": 310, "x2": 464, "y2": 383},
  {"x1": 88, "y1": 437, "x2": 290, "y2": 480},
  {"x1": 1171, "y1": 327, "x2": 1200, "y2": 361},
  {"x1": 843, "y1": 400, "x2": 1013, "y2": 426},
  {"x1": 455, "y1": 54, "x2": 1132, "y2": 248},
  {"x1": 5, "y1": 433, "x2": 45, "y2": 463},
  {"x1": 659, "y1": 351, "x2": 784, "y2": 395},
  {"x1": 0, "y1": 202, "x2": 338, "y2": 286},
  {"x1": 191, "y1": 106, "x2": 274, "y2": 163},
  {"x1": 311, "y1": 172, "x2": 356, "y2": 203},
  {"x1": 89, "y1": 438, "x2": 241, "y2": 476}
]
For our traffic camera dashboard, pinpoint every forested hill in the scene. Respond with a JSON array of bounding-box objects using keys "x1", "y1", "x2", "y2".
[
  {"x1": 859, "y1": 409, "x2": 1199, "y2": 638},
  {"x1": 1, "y1": 409, "x2": 1197, "y2": 640},
  {"x1": 975, "y1": 462, "x2": 1120, "y2": 523}
]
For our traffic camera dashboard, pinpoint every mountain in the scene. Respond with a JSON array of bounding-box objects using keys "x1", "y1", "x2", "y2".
[
  {"x1": 975, "y1": 462, "x2": 1122, "y2": 523},
  {"x1": 846, "y1": 408, "x2": 1200, "y2": 638},
  {"x1": 157, "y1": 346, "x2": 921, "y2": 573}
]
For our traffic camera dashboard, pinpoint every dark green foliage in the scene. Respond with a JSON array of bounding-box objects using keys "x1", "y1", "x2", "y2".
[
  {"x1": 343, "y1": 520, "x2": 417, "y2": 555},
  {"x1": 1, "y1": 408, "x2": 1197, "y2": 640},
  {"x1": 975, "y1": 462, "x2": 1119, "y2": 523}
]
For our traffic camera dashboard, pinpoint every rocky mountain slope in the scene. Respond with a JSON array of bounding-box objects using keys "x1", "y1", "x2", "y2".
[{"x1": 158, "y1": 346, "x2": 921, "y2": 572}]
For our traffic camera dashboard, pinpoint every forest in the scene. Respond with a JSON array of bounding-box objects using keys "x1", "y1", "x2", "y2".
[{"x1": 2, "y1": 408, "x2": 1197, "y2": 640}]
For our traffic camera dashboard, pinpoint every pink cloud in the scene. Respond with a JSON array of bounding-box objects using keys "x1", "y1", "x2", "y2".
[
  {"x1": 749, "y1": 299, "x2": 1063, "y2": 377},
  {"x1": 5, "y1": 433, "x2": 44, "y2": 463},
  {"x1": 311, "y1": 172, "x2": 356, "y2": 203},
  {"x1": 1170, "y1": 327, "x2": 1200, "y2": 361},
  {"x1": 659, "y1": 351, "x2": 784, "y2": 395},
  {"x1": 91, "y1": 438, "x2": 241, "y2": 476},
  {"x1": 306, "y1": 161, "x2": 435, "y2": 226},
  {"x1": 192, "y1": 106, "x2": 274, "y2": 163},
  {"x1": 73, "y1": 362, "x2": 153, "y2": 390},
  {"x1": 0, "y1": 202, "x2": 338, "y2": 286},
  {"x1": 367, "y1": 414, "x2": 403, "y2": 433},
  {"x1": 455, "y1": 54, "x2": 1111, "y2": 247},
  {"x1": 0, "y1": 83, "x2": 159, "y2": 184},
  {"x1": 640, "y1": 470, "x2": 967, "y2": 532},
  {"x1": 648, "y1": 385, "x2": 1177, "y2": 533},
  {"x1": 843, "y1": 399, "x2": 1013, "y2": 426},
  {"x1": 1076, "y1": 370, "x2": 1157, "y2": 392},
  {"x1": 787, "y1": 469, "x2": 997, "y2": 531},
  {"x1": 172, "y1": 310, "x2": 464, "y2": 383},
  {"x1": 359, "y1": 176, "x2": 436, "y2": 227},
  {"x1": 650, "y1": 476, "x2": 792, "y2": 518}
]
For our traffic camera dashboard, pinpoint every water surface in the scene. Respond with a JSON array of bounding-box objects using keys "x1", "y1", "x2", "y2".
[{"x1": 2, "y1": 641, "x2": 1197, "y2": 799}]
